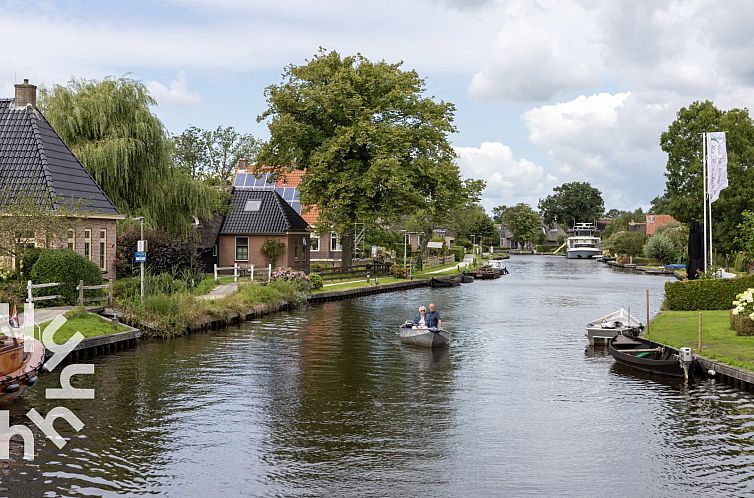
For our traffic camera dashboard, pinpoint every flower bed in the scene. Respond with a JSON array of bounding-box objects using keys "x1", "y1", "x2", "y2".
[{"x1": 731, "y1": 288, "x2": 754, "y2": 335}]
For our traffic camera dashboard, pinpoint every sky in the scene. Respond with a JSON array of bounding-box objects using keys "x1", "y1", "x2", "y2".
[{"x1": 2, "y1": 0, "x2": 753, "y2": 215}]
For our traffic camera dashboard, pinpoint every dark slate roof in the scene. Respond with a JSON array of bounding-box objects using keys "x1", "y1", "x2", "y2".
[
  {"x1": 0, "y1": 99, "x2": 120, "y2": 215},
  {"x1": 220, "y1": 190, "x2": 309, "y2": 235}
]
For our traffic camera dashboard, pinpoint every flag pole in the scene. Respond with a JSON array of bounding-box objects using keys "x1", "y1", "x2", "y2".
[{"x1": 702, "y1": 132, "x2": 708, "y2": 273}]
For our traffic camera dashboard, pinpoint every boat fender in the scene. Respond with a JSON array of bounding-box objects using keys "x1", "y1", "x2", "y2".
[
  {"x1": 5, "y1": 383, "x2": 20, "y2": 393},
  {"x1": 26, "y1": 375, "x2": 38, "y2": 386},
  {"x1": 41, "y1": 365, "x2": 50, "y2": 374},
  {"x1": 708, "y1": 369, "x2": 717, "y2": 377}
]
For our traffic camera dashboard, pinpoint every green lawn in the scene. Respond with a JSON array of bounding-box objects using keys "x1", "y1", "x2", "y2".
[
  {"x1": 40, "y1": 310, "x2": 130, "y2": 345},
  {"x1": 647, "y1": 310, "x2": 754, "y2": 370}
]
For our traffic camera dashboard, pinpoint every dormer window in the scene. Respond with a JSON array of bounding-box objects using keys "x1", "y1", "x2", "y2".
[{"x1": 244, "y1": 200, "x2": 262, "y2": 212}]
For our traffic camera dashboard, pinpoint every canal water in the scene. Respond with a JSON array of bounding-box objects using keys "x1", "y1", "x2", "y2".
[{"x1": 3, "y1": 256, "x2": 754, "y2": 496}]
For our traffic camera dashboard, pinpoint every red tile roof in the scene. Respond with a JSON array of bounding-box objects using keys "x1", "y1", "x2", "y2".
[{"x1": 645, "y1": 214, "x2": 678, "y2": 236}]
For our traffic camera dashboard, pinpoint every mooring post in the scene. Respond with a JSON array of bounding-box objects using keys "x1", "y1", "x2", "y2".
[{"x1": 698, "y1": 312, "x2": 703, "y2": 353}]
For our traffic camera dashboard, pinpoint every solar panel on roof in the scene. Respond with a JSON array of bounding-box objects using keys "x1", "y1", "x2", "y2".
[
  {"x1": 283, "y1": 188, "x2": 295, "y2": 201},
  {"x1": 291, "y1": 201, "x2": 301, "y2": 214},
  {"x1": 292, "y1": 189, "x2": 300, "y2": 200},
  {"x1": 275, "y1": 187, "x2": 285, "y2": 197},
  {"x1": 235, "y1": 173, "x2": 247, "y2": 187}
]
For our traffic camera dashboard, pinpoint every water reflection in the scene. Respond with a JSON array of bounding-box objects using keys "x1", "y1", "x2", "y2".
[{"x1": 1, "y1": 256, "x2": 754, "y2": 495}]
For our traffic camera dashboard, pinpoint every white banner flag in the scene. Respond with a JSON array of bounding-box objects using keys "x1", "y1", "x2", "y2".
[{"x1": 706, "y1": 131, "x2": 728, "y2": 203}]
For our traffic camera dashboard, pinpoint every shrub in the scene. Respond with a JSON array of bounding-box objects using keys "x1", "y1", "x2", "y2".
[
  {"x1": 270, "y1": 267, "x2": 311, "y2": 292},
  {"x1": 262, "y1": 239, "x2": 285, "y2": 266},
  {"x1": 664, "y1": 275, "x2": 754, "y2": 310},
  {"x1": 30, "y1": 249, "x2": 103, "y2": 305},
  {"x1": 643, "y1": 234, "x2": 677, "y2": 263},
  {"x1": 116, "y1": 227, "x2": 201, "y2": 279},
  {"x1": 604, "y1": 231, "x2": 646, "y2": 257},
  {"x1": 391, "y1": 263, "x2": 408, "y2": 278},
  {"x1": 0, "y1": 282, "x2": 25, "y2": 307},
  {"x1": 20, "y1": 247, "x2": 43, "y2": 281},
  {"x1": 309, "y1": 273, "x2": 323, "y2": 290},
  {"x1": 731, "y1": 288, "x2": 754, "y2": 335},
  {"x1": 450, "y1": 246, "x2": 465, "y2": 264}
]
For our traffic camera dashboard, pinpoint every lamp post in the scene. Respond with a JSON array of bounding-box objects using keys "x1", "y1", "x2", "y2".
[{"x1": 134, "y1": 216, "x2": 145, "y2": 301}]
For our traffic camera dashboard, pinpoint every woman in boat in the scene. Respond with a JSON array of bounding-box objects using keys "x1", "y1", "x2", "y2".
[{"x1": 412, "y1": 306, "x2": 428, "y2": 328}]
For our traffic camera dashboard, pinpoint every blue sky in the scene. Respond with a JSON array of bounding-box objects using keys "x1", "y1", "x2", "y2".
[{"x1": 3, "y1": 0, "x2": 754, "y2": 214}]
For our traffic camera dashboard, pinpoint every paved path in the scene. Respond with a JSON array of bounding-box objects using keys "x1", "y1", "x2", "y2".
[
  {"x1": 197, "y1": 282, "x2": 238, "y2": 300},
  {"x1": 424, "y1": 261, "x2": 470, "y2": 274}
]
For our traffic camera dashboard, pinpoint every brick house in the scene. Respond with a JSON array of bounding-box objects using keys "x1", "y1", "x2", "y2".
[
  {"x1": 645, "y1": 214, "x2": 678, "y2": 236},
  {"x1": 0, "y1": 80, "x2": 124, "y2": 279},
  {"x1": 218, "y1": 189, "x2": 310, "y2": 271},
  {"x1": 232, "y1": 163, "x2": 345, "y2": 263}
]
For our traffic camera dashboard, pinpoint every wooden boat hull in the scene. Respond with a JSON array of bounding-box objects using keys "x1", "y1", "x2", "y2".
[
  {"x1": 430, "y1": 277, "x2": 460, "y2": 288},
  {"x1": 399, "y1": 327, "x2": 450, "y2": 348},
  {"x1": 0, "y1": 337, "x2": 45, "y2": 406},
  {"x1": 608, "y1": 335, "x2": 686, "y2": 378}
]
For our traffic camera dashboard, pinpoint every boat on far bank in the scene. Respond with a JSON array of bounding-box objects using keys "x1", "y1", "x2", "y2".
[
  {"x1": 399, "y1": 323, "x2": 450, "y2": 348},
  {"x1": 566, "y1": 223, "x2": 601, "y2": 259}
]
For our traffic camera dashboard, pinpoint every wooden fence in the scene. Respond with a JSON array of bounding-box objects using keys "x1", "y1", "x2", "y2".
[
  {"x1": 77, "y1": 279, "x2": 114, "y2": 308},
  {"x1": 26, "y1": 281, "x2": 61, "y2": 303},
  {"x1": 312, "y1": 261, "x2": 392, "y2": 281}
]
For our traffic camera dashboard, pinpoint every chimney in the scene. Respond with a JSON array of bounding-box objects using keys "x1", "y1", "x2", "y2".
[
  {"x1": 14, "y1": 79, "x2": 37, "y2": 108},
  {"x1": 237, "y1": 157, "x2": 249, "y2": 170}
]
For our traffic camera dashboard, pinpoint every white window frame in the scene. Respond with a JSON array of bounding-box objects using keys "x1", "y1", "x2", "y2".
[
  {"x1": 310, "y1": 233, "x2": 320, "y2": 252},
  {"x1": 235, "y1": 236, "x2": 249, "y2": 261},
  {"x1": 84, "y1": 229, "x2": 91, "y2": 260},
  {"x1": 330, "y1": 233, "x2": 342, "y2": 252},
  {"x1": 99, "y1": 228, "x2": 107, "y2": 271}
]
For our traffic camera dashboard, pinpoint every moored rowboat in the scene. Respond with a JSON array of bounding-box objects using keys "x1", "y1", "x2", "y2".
[
  {"x1": 608, "y1": 334, "x2": 688, "y2": 378},
  {"x1": 399, "y1": 324, "x2": 450, "y2": 348}
]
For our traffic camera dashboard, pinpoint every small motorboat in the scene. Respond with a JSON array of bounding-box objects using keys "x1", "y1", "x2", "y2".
[
  {"x1": 0, "y1": 316, "x2": 45, "y2": 406},
  {"x1": 399, "y1": 323, "x2": 450, "y2": 348},
  {"x1": 586, "y1": 308, "x2": 643, "y2": 345},
  {"x1": 608, "y1": 334, "x2": 692, "y2": 379},
  {"x1": 487, "y1": 260, "x2": 509, "y2": 274}
]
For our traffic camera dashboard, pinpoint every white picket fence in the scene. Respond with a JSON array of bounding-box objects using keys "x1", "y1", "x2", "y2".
[{"x1": 214, "y1": 263, "x2": 273, "y2": 283}]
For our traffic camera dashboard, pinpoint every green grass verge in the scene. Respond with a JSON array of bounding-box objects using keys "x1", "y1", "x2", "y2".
[
  {"x1": 40, "y1": 309, "x2": 130, "y2": 345},
  {"x1": 647, "y1": 310, "x2": 754, "y2": 370}
]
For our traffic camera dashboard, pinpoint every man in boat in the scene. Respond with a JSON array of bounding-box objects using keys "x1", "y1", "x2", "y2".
[
  {"x1": 427, "y1": 303, "x2": 442, "y2": 329},
  {"x1": 412, "y1": 306, "x2": 429, "y2": 328}
]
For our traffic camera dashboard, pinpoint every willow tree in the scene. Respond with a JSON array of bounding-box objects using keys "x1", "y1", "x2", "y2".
[
  {"x1": 40, "y1": 77, "x2": 218, "y2": 232},
  {"x1": 257, "y1": 49, "x2": 464, "y2": 267}
]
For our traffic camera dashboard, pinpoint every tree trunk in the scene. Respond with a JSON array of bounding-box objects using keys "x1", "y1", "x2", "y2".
[{"x1": 340, "y1": 232, "x2": 354, "y2": 269}]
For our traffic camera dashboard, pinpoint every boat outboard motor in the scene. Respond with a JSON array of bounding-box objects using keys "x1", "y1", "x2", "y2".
[{"x1": 678, "y1": 347, "x2": 693, "y2": 381}]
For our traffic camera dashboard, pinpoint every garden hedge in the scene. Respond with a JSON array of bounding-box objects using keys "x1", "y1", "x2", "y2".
[
  {"x1": 30, "y1": 249, "x2": 103, "y2": 305},
  {"x1": 664, "y1": 275, "x2": 754, "y2": 310}
]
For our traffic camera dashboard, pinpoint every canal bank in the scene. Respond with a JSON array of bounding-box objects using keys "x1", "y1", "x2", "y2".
[{"x1": 12, "y1": 255, "x2": 754, "y2": 496}]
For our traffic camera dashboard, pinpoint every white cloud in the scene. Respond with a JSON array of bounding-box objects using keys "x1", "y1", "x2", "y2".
[
  {"x1": 522, "y1": 91, "x2": 678, "y2": 210},
  {"x1": 454, "y1": 141, "x2": 556, "y2": 211},
  {"x1": 468, "y1": 0, "x2": 603, "y2": 102},
  {"x1": 147, "y1": 72, "x2": 201, "y2": 107}
]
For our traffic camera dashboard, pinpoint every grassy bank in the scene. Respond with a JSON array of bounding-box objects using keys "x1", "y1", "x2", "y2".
[
  {"x1": 647, "y1": 310, "x2": 754, "y2": 370},
  {"x1": 117, "y1": 279, "x2": 309, "y2": 337},
  {"x1": 40, "y1": 309, "x2": 131, "y2": 345}
]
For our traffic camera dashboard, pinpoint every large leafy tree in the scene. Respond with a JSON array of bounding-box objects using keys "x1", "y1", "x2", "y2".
[
  {"x1": 538, "y1": 181, "x2": 604, "y2": 228},
  {"x1": 40, "y1": 77, "x2": 219, "y2": 232},
  {"x1": 256, "y1": 49, "x2": 462, "y2": 267},
  {"x1": 172, "y1": 125, "x2": 259, "y2": 187},
  {"x1": 502, "y1": 203, "x2": 541, "y2": 248},
  {"x1": 660, "y1": 100, "x2": 754, "y2": 253},
  {"x1": 448, "y1": 204, "x2": 495, "y2": 247}
]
